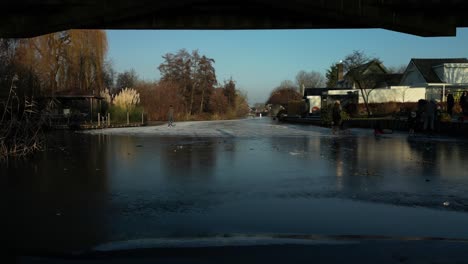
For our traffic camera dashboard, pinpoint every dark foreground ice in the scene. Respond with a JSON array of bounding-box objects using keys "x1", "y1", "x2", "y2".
[{"x1": 4, "y1": 118, "x2": 468, "y2": 254}]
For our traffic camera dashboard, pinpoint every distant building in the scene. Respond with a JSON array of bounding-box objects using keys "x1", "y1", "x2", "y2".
[{"x1": 303, "y1": 87, "x2": 358, "y2": 114}]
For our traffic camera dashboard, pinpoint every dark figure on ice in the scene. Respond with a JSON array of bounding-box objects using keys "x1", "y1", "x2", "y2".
[
  {"x1": 416, "y1": 99, "x2": 427, "y2": 132},
  {"x1": 447, "y1": 93, "x2": 455, "y2": 116},
  {"x1": 424, "y1": 99, "x2": 436, "y2": 133},
  {"x1": 168, "y1": 105, "x2": 174, "y2": 127},
  {"x1": 332, "y1": 101, "x2": 342, "y2": 134},
  {"x1": 408, "y1": 110, "x2": 417, "y2": 135},
  {"x1": 461, "y1": 91, "x2": 468, "y2": 116}
]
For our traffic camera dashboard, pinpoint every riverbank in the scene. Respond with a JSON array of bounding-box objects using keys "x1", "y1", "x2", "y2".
[{"x1": 280, "y1": 116, "x2": 468, "y2": 137}]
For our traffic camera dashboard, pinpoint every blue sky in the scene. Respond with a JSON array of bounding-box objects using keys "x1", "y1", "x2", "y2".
[{"x1": 106, "y1": 28, "x2": 468, "y2": 104}]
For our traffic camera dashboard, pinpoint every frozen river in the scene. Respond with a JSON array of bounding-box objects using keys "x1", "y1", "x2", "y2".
[{"x1": 4, "y1": 118, "x2": 468, "y2": 254}]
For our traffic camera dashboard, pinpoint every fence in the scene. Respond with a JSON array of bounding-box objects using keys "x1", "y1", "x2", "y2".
[{"x1": 95, "y1": 111, "x2": 146, "y2": 127}]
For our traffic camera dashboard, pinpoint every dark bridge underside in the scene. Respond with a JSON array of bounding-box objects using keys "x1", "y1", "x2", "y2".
[{"x1": 1, "y1": 0, "x2": 468, "y2": 38}]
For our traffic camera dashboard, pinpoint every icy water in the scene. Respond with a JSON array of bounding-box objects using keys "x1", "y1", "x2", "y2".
[{"x1": 3, "y1": 118, "x2": 468, "y2": 252}]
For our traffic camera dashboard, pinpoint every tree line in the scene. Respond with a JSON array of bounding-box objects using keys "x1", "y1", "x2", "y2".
[
  {"x1": 1, "y1": 32, "x2": 249, "y2": 122},
  {"x1": 265, "y1": 70, "x2": 325, "y2": 106},
  {"x1": 103, "y1": 49, "x2": 250, "y2": 121},
  {"x1": 137, "y1": 49, "x2": 249, "y2": 121},
  {"x1": 0, "y1": 30, "x2": 108, "y2": 98}
]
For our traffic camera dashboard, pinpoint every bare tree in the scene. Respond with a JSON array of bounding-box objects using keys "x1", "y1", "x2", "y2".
[
  {"x1": 343, "y1": 50, "x2": 374, "y2": 72},
  {"x1": 137, "y1": 80, "x2": 184, "y2": 121},
  {"x1": 342, "y1": 50, "x2": 383, "y2": 117},
  {"x1": 266, "y1": 87, "x2": 302, "y2": 106},
  {"x1": 158, "y1": 49, "x2": 192, "y2": 115},
  {"x1": 116, "y1": 69, "x2": 138, "y2": 92},
  {"x1": 158, "y1": 49, "x2": 222, "y2": 117},
  {"x1": 103, "y1": 59, "x2": 116, "y2": 90},
  {"x1": 295, "y1": 70, "x2": 325, "y2": 90},
  {"x1": 209, "y1": 88, "x2": 228, "y2": 114},
  {"x1": 193, "y1": 53, "x2": 217, "y2": 114},
  {"x1": 234, "y1": 90, "x2": 250, "y2": 117},
  {"x1": 278, "y1": 79, "x2": 297, "y2": 90}
]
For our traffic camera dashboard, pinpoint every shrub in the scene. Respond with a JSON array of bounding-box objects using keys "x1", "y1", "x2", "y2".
[
  {"x1": 355, "y1": 102, "x2": 418, "y2": 117},
  {"x1": 320, "y1": 106, "x2": 331, "y2": 126},
  {"x1": 109, "y1": 105, "x2": 143, "y2": 124},
  {"x1": 100, "y1": 88, "x2": 112, "y2": 104},
  {"x1": 209, "y1": 88, "x2": 228, "y2": 115},
  {"x1": 136, "y1": 81, "x2": 185, "y2": 121},
  {"x1": 113, "y1": 87, "x2": 140, "y2": 112},
  {"x1": 1, "y1": 80, "x2": 47, "y2": 159}
]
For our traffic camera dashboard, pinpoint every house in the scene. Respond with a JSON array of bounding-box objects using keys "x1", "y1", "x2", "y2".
[
  {"x1": 399, "y1": 58, "x2": 468, "y2": 101},
  {"x1": 336, "y1": 60, "x2": 389, "y2": 89},
  {"x1": 400, "y1": 58, "x2": 468, "y2": 86},
  {"x1": 303, "y1": 87, "x2": 359, "y2": 114},
  {"x1": 374, "y1": 73, "x2": 404, "y2": 88}
]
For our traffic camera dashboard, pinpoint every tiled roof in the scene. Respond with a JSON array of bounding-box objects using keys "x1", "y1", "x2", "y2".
[{"x1": 411, "y1": 58, "x2": 468, "y2": 83}]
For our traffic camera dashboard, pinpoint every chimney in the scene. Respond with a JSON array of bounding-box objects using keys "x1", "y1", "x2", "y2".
[{"x1": 337, "y1": 62, "x2": 344, "y2": 81}]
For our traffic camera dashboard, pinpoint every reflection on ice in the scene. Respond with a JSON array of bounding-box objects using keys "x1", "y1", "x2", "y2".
[{"x1": 3, "y1": 119, "x2": 468, "y2": 251}]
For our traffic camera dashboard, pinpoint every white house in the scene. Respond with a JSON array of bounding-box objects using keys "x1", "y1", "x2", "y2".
[
  {"x1": 399, "y1": 58, "x2": 468, "y2": 101},
  {"x1": 400, "y1": 58, "x2": 468, "y2": 86}
]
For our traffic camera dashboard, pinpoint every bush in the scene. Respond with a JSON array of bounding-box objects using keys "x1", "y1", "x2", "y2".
[
  {"x1": 320, "y1": 106, "x2": 331, "y2": 126},
  {"x1": 137, "y1": 81, "x2": 185, "y2": 121},
  {"x1": 109, "y1": 105, "x2": 143, "y2": 124},
  {"x1": 1, "y1": 85, "x2": 47, "y2": 159},
  {"x1": 113, "y1": 87, "x2": 140, "y2": 112}
]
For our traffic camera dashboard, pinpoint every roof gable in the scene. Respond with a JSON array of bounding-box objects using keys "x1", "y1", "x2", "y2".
[
  {"x1": 410, "y1": 58, "x2": 468, "y2": 83},
  {"x1": 345, "y1": 60, "x2": 387, "y2": 78},
  {"x1": 340, "y1": 60, "x2": 389, "y2": 88}
]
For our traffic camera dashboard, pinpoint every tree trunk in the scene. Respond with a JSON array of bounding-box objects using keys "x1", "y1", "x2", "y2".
[
  {"x1": 357, "y1": 81, "x2": 371, "y2": 117},
  {"x1": 199, "y1": 84, "x2": 205, "y2": 114},
  {"x1": 189, "y1": 85, "x2": 194, "y2": 115}
]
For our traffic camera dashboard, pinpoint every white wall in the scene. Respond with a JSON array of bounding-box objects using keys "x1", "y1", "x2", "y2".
[
  {"x1": 358, "y1": 87, "x2": 426, "y2": 103},
  {"x1": 443, "y1": 63, "x2": 468, "y2": 84},
  {"x1": 306, "y1": 95, "x2": 321, "y2": 112}
]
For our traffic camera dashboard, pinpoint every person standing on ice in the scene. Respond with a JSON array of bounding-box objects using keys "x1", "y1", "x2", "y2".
[
  {"x1": 332, "y1": 101, "x2": 342, "y2": 134},
  {"x1": 168, "y1": 105, "x2": 174, "y2": 127}
]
